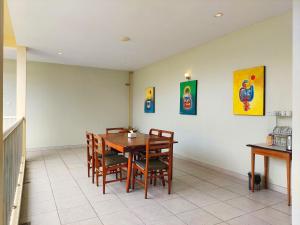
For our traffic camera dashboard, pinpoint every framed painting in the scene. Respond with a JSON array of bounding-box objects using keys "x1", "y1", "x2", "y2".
[
  {"x1": 144, "y1": 87, "x2": 155, "y2": 113},
  {"x1": 180, "y1": 80, "x2": 197, "y2": 115},
  {"x1": 233, "y1": 66, "x2": 265, "y2": 116}
]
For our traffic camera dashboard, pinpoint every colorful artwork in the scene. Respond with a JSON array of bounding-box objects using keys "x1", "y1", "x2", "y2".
[
  {"x1": 180, "y1": 80, "x2": 197, "y2": 115},
  {"x1": 144, "y1": 87, "x2": 155, "y2": 113},
  {"x1": 233, "y1": 66, "x2": 265, "y2": 115}
]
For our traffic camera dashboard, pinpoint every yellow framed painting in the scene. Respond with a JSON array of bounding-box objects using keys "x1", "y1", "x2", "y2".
[
  {"x1": 233, "y1": 66, "x2": 265, "y2": 116},
  {"x1": 144, "y1": 87, "x2": 155, "y2": 113}
]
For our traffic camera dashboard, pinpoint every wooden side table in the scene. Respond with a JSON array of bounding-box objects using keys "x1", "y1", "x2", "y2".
[{"x1": 247, "y1": 144, "x2": 292, "y2": 206}]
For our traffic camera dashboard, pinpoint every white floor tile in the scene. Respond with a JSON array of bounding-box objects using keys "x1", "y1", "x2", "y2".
[
  {"x1": 225, "y1": 197, "x2": 266, "y2": 213},
  {"x1": 65, "y1": 218, "x2": 103, "y2": 225},
  {"x1": 247, "y1": 190, "x2": 286, "y2": 205},
  {"x1": 58, "y1": 204, "x2": 96, "y2": 224},
  {"x1": 203, "y1": 202, "x2": 245, "y2": 221},
  {"x1": 55, "y1": 194, "x2": 90, "y2": 210},
  {"x1": 251, "y1": 208, "x2": 292, "y2": 225},
  {"x1": 227, "y1": 214, "x2": 270, "y2": 225},
  {"x1": 179, "y1": 189, "x2": 219, "y2": 207},
  {"x1": 160, "y1": 197, "x2": 198, "y2": 214},
  {"x1": 99, "y1": 209, "x2": 144, "y2": 225},
  {"x1": 146, "y1": 215, "x2": 186, "y2": 225},
  {"x1": 206, "y1": 188, "x2": 240, "y2": 201},
  {"x1": 93, "y1": 199, "x2": 127, "y2": 217},
  {"x1": 177, "y1": 208, "x2": 222, "y2": 225},
  {"x1": 271, "y1": 201, "x2": 292, "y2": 215},
  {"x1": 132, "y1": 201, "x2": 172, "y2": 222},
  {"x1": 25, "y1": 211, "x2": 61, "y2": 225},
  {"x1": 21, "y1": 148, "x2": 291, "y2": 225}
]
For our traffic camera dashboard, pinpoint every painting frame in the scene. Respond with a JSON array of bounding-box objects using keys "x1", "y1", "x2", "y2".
[
  {"x1": 180, "y1": 80, "x2": 197, "y2": 115},
  {"x1": 144, "y1": 87, "x2": 155, "y2": 113},
  {"x1": 233, "y1": 66, "x2": 265, "y2": 116}
]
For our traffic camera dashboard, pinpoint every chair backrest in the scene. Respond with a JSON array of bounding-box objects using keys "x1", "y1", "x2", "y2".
[
  {"x1": 86, "y1": 132, "x2": 94, "y2": 158},
  {"x1": 149, "y1": 128, "x2": 162, "y2": 136},
  {"x1": 160, "y1": 130, "x2": 174, "y2": 140},
  {"x1": 106, "y1": 127, "x2": 129, "y2": 134},
  {"x1": 93, "y1": 135, "x2": 109, "y2": 168},
  {"x1": 93, "y1": 134, "x2": 105, "y2": 154},
  {"x1": 145, "y1": 138, "x2": 172, "y2": 167}
]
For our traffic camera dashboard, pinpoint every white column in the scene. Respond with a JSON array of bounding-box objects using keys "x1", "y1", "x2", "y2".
[
  {"x1": 0, "y1": 0, "x2": 4, "y2": 224},
  {"x1": 293, "y1": 0, "x2": 300, "y2": 223},
  {"x1": 128, "y1": 71, "x2": 133, "y2": 128},
  {"x1": 16, "y1": 46, "x2": 27, "y2": 119}
]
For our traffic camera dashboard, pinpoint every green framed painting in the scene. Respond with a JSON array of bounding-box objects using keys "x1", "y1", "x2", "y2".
[{"x1": 180, "y1": 80, "x2": 197, "y2": 115}]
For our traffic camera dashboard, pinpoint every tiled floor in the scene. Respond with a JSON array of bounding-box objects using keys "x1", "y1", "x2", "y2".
[{"x1": 20, "y1": 148, "x2": 292, "y2": 225}]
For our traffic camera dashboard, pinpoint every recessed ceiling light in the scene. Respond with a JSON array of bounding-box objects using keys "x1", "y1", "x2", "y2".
[
  {"x1": 120, "y1": 36, "x2": 130, "y2": 42},
  {"x1": 58, "y1": 50, "x2": 63, "y2": 55},
  {"x1": 214, "y1": 12, "x2": 224, "y2": 18}
]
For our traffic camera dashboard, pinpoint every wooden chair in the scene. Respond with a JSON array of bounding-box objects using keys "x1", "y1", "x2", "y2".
[
  {"x1": 132, "y1": 137, "x2": 172, "y2": 199},
  {"x1": 86, "y1": 132, "x2": 95, "y2": 183},
  {"x1": 106, "y1": 127, "x2": 129, "y2": 156},
  {"x1": 148, "y1": 129, "x2": 175, "y2": 185},
  {"x1": 149, "y1": 128, "x2": 162, "y2": 136},
  {"x1": 106, "y1": 127, "x2": 129, "y2": 134},
  {"x1": 94, "y1": 135, "x2": 128, "y2": 194},
  {"x1": 160, "y1": 130, "x2": 174, "y2": 180},
  {"x1": 86, "y1": 132, "x2": 118, "y2": 184}
]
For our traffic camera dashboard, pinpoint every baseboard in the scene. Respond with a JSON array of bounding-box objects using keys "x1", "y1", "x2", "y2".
[
  {"x1": 174, "y1": 153, "x2": 287, "y2": 194},
  {"x1": 27, "y1": 144, "x2": 85, "y2": 152}
]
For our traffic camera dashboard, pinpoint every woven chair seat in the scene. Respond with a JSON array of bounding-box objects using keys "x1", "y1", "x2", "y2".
[
  {"x1": 104, "y1": 155, "x2": 128, "y2": 167},
  {"x1": 135, "y1": 159, "x2": 168, "y2": 170},
  {"x1": 97, "y1": 150, "x2": 118, "y2": 158}
]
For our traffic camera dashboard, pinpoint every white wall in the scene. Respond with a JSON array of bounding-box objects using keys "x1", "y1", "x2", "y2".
[
  {"x1": 292, "y1": 0, "x2": 300, "y2": 223},
  {"x1": 132, "y1": 12, "x2": 292, "y2": 189},
  {"x1": 3, "y1": 60, "x2": 17, "y2": 130},
  {"x1": 3, "y1": 60, "x2": 129, "y2": 148}
]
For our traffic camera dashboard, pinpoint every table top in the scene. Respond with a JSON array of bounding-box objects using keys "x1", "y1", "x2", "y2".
[
  {"x1": 100, "y1": 132, "x2": 177, "y2": 149},
  {"x1": 247, "y1": 143, "x2": 292, "y2": 154}
]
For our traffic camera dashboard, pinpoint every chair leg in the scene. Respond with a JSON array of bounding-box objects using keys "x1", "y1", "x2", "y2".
[
  {"x1": 132, "y1": 167, "x2": 136, "y2": 190},
  {"x1": 115, "y1": 170, "x2": 118, "y2": 180},
  {"x1": 119, "y1": 168, "x2": 123, "y2": 181},
  {"x1": 168, "y1": 169, "x2": 171, "y2": 195},
  {"x1": 150, "y1": 171, "x2": 153, "y2": 185},
  {"x1": 102, "y1": 170, "x2": 106, "y2": 194},
  {"x1": 154, "y1": 171, "x2": 157, "y2": 186},
  {"x1": 96, "y1": 169, "x2": 99, "y2": 187},
  {"x1": 144, "y1": 170, "x2": 148, "y2": 199},
  {"x1": 88, "y1": 163, "x2": 90, "y2": 177},
  {"x1": 160, "y1": 170, "x2": 165, "y2": 186},
  {"x1": 92, "y1": 162, "x2": 95, "y2": 184}
]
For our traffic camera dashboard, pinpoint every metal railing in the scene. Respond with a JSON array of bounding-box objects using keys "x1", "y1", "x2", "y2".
[{"x1": 3, "y1": 118, "x2": 26, "y2": 225}]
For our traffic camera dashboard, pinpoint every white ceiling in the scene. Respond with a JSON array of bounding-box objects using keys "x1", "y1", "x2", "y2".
[{"x1": 8, "y1": 0, "x2": 292, "y2": 71}]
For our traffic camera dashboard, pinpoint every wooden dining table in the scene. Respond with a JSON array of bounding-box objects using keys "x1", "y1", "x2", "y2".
[{"x1": 100, "y1": 132, "x2": 176, "y2": 192}]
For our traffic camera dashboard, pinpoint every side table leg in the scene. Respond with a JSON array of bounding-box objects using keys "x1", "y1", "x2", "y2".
[
  {"x1": 287, "y1": 156, "x2": 291, "y2": 206},
  {"x1": 264, "y1": 156, "x2": 269, "y2": 189},
  {"x1": 251, "y1": 151, "x2": 255, "y2": 192}
]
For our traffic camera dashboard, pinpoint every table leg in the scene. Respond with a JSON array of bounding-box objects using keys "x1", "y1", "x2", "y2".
[
  {"x1": 264, "y1": 156, "x2": 269, "y2": 189},
  {"x1": 126, "y1": 152, "x2": 133, "y2": 193},
  {"x1": 287, "y1": 156, "x2": 291, "y2": 206},
  {"x1": 251, "y1": 151, "x2": 255, "y2": 192},
  {"x1": 170, "y1": 145, "x2": 174, "y2": 180}
]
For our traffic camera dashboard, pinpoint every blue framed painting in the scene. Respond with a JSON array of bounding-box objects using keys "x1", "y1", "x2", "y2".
[
  {"x1": 180, "y1": 80, "x2": 197, "y2": 115},
  {"x1": 144, "y1": 87, "x2": 155, "y2": 113}
]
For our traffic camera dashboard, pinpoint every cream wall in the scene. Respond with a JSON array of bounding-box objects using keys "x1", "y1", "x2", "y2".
[
  {"x1": 3, "y1": 59, "x2": 16, "y2": 130},
  {"x1": 27, "y1": 62, "x2": 129, "y2": 149},
  {"x1": 3, "y1": 60, "x2": 16, "y2": 116},
  {"x1": 292, "y1": 0, "x2": 300, "y2": 222},
  {"x1": 132, "y1": 12, "x2": 292, "y2": 189},
  {"x1": 3, "y1": 60, "x2": 129, "y2": 148}
]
